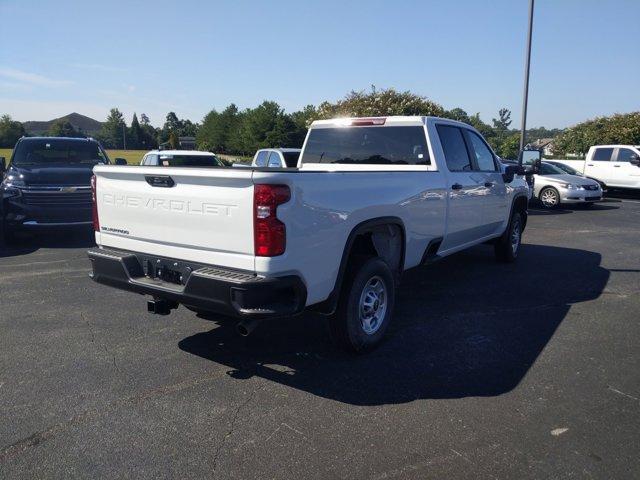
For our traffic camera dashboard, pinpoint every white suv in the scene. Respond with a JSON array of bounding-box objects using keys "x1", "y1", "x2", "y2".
[{"x1": 252, "y1": 148, "x2": 301, "y2": 168}]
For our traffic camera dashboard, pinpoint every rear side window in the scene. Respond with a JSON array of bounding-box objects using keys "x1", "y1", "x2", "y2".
[
  {"x1": 593, "y1": 148, "x2": 613, "y2": 161},
  {"x1": 465, "y1": 131, "x2": 497, "y2": 171},
  {"x1": 301, "y1": 126, "x2": 429, "y2": 165},
  {"x1": 254, "y1": 150, "x2": 268, "y2": 167},
  {"x1": 282, "y1": 151, "x2": 299, "y2": 167},
  {"x1": 616, "y1": 148, "x2": 638, "y2": 162},
  {"x1": 436, "y1": 125, "x2": 472, "y2": 172},
  {"x1": 268, "y1": 151, "x2": 282, "y2": 167},
  {"x1": 143, "y1": 154, "x2": 158, "y2": 166}
]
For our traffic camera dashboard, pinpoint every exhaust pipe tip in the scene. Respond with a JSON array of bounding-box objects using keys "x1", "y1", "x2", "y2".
[{"x1": 237, "y1": 318, "x2": 259, "y2": 336}]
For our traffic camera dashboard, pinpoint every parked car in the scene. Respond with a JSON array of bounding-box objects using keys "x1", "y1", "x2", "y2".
[
  {"x1": 0, "y1": 137, "x2": 120, "y2": 243},
  {"x1": 553, "y1": 145, "x2": 640, "y2": 190},
  {"x1": 88, "y1": 116, "x2": 530, "y2": 352},
  {"x1": 140, "y1": 150, "x2": 223, "y2": 167},
  {"x1": 534, "y1": 162, "x2": 602, "y2": 208},
  {"x1": 252, "y1": 148, "x2": 301, "y2": 168}
]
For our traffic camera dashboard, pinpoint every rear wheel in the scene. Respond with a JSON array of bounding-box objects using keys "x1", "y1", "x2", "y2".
[
  {"x1": 495, "y1": 211, "x2": 523, "y2": 263},
  {"x1": 539, "y1": 187, "x2": 560, "y2": 209},
  {"x1": 330, "y1": 256, "x2": 395, "y2": 353}
]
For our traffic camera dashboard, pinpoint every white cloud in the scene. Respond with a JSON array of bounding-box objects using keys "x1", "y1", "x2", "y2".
[
  {"x1": 0, "y1": 67, "x2": 74, "y2": 87},
  {"x1": 70, "y1": 63, "x2": 126, "y2": 73}
]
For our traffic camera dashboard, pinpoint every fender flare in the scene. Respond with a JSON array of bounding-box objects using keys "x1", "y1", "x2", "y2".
[{"x1": 309, "y1": 216, "x2": 406, "y2": 315}]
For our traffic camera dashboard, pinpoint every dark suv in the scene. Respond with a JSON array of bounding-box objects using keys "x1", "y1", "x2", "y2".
[{"x1": 0, "y1": 137, "x2": 117, "y2": 242}]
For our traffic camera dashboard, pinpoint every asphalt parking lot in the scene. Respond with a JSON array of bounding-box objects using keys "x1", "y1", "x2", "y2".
[{"x1": 1, "y1": 193, "x2": 639, "y2": 479}]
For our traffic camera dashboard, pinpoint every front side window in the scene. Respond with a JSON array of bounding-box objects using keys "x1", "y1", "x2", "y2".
[
  {"x1": 268, "y1": 151, "x2": 282, "y2": 167},
  {"x1": 616, "y1": 148, "x2": 639, "y2": 162},
  {"x1": 593, "y1": 148, "x2": 613, "y2": 161},
  {"x1": 254, "y1": 150, "x2": 268, "y2": 167},
  {"x1": 465, "y1": 131, "x2": 496, "y2": 171},
  {"x1": 301, "y1": 126, "x2": 429, "y2": 165},
  {"x1": 436, "y1": 125, "x2": 472, "y2": 172}
]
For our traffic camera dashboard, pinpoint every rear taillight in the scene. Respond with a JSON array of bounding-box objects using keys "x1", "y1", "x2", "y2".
[
  {"x1": 254, "y1": 184, "x2": 290, "y2": 256},
  {"x1": 91, "y1": 174, "x2": 99, "y2": 232}
]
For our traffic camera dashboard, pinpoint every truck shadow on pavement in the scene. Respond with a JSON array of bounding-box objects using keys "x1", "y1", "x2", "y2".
[
  {"x1": 179, "y1": 244, "x2": 609, "y2": 405},
  {"x1": 0, "y1": 228, "x2": 95, "y2": 258}
]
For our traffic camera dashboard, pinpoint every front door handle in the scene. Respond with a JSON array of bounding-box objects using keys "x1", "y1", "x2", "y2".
[
  {"x1": 451, "y1": 183, "x2": 463, "y2": 190},
  {"x1": 484, "y1": 182, "x2": 494, "y2": 188},
  {"x1": 614, "y1": 165, "x2": 621, "y2": 168},
  {"x1": 587, "y1": 164, "x2": 594, "y2": 166}
]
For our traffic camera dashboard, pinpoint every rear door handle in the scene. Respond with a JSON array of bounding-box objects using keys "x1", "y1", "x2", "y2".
[
  {"x1": 451, "y1": 183, "x2": 463, "y2": 190},
  {"x1": 484, "y1": 182, "x2": 494, "y2": 188},
  {"x1": 614, "y1": 165, "x2": 621, "y2": 168},
  {"x1": 587, "y1": 164, "x2": 594, "y2": 166}
]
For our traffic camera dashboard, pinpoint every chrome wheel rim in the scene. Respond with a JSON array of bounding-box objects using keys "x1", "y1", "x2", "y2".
[
  {"x1": 511, "y1": 218, "x2": 521, "y2": 255},
  {"x1": 359, "y1": 275, "x2": 387, "y2": 335},
  {"x1": 541, "y1": 189, "x2": 558, "y2": 207}
]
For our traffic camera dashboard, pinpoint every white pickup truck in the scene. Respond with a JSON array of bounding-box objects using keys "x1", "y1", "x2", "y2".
[
  {"x1": 553, "y1": 145, "x2": 640, "y2": 190},
  {"x1": 88, "y1": 116, "x2": 530, "y2": 352}
]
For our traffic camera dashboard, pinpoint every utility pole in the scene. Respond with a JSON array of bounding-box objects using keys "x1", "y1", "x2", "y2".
[
  {"x1": 518, "y1": 0, "x2": 535, "y2": 164},
  {"x1": 122, "y1": 123, "x2": 127, "y2": 150}
]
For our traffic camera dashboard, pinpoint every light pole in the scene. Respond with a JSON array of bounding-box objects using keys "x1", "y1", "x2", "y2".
[
  {"x1": 122, "y1": 124, "x2": 127, "y2": 150},
  {"x1": 518, "y1": 0, "x2": 535, "y2": 164}
]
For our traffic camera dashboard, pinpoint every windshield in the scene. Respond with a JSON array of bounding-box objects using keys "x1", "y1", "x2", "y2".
[
  {"x1": 301, "y1": 126, "x2": 429, "y2": 165},
  {"x1": 158, "y1": 154, "x2": 222, "y2": 167},
  {"x1": 550, "y1": 162, "x2": 579, "y2": 175},
  {"x1": 539, "y1": 163, "x2": 567, "y2": 175},
  {"x1": 12, "y1": 139, "x2": 108, "y2": 166}
]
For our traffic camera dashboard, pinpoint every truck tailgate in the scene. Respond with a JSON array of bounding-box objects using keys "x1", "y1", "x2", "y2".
[{"x1": 93, "y1": 165, "x2": 255, "y2": 271}]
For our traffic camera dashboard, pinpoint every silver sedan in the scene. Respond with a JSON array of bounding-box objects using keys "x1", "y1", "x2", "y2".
[{"x1": 534, "y1": 162, "x2": 602, "y2": 208}]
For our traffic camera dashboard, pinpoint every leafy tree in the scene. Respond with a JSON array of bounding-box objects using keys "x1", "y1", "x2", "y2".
[
  {"x1": 140, "y1": 113, "x2": 151, "y2": 126},
  {"x1": 197, "y1": 104, "x2": 240, "y2": 152},
  {"x1": 98, "y1": 108, "x2": 126, "y2": 148},
  {"x1": 289, "y1": 104, "x2": 318, "y2": 146},
  {"x1": 159, "y1": 112, "x2": 199, "y2": 145},
  {"x1": 317, "y1": 88, "x2": 445, "y2": 118},
  {"x1": 48, "y1": 120, "x2": 84, "y2": 138},
  {"x1": 128, "y1": 113, "x2": 142, "y2": 149},
  {"x1": 445, "y1": 107, "x2": 472, "y2": 124},
  {"x1": 492, "y1": 108, "x2": 512, "y2": 132},
  {"x1": 168, "y1": 131, "x2": 179, "y2": 149},
  {"x1": 554, "y1": 112, "x2": 640, "y2": 155},
  {"x1": 496, "y1": 133, "x2": 521, "y2": 160},
  {"x1": 0, "y1": 115, "x2": 26, "y2": 147}
]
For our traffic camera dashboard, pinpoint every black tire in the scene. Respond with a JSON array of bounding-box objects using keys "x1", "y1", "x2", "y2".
[
  {"x1": 495, "y1": 210, "x2": 523, "y2": 263},
  {"x1": 539, "y1": 187, "x2": 560, "y2": 209},
  {"x1": 330, "y1": 256, "x2": 395, "y2": 353},
  {"x1": 0, "y1": 220, "x2": 16, "y2": 246}
]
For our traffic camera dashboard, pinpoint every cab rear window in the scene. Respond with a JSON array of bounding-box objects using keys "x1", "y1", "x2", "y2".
[{"x1": 301, "y1": 126, "x2": 429, "y2": 165}]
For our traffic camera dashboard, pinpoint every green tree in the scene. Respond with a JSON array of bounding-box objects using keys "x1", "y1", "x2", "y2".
[
  {"x1": 98, "y1": 108, "x2": 126, "y2": 148},
  {"x1": 129, "y1": 113, "x2": 142, "y2": 149},
  {"x1": 317, "y1": 88, "x2": 445, "y2": 118},
  {"x1": 554, "y1": 112, "x2": 640, "y2": 156},
  {"x1": 197, "y1": 104, "x2": 240, "y2": 152},
  {"x1": 445, "y1": 107, "x2": 472, "y2": 124},
  {"x1": 289, "y1": 104, "x2": 318, "y2": 146},
  {"x1": 232, "y1": 101, "x2": 296, "y2": 155},
  {"x1": 492, "y1": 108, "x2": 512, "y2": 132},
  {"x1": 496, "y1": 133, "x2": 521, "y2": 160},
  {"x1": 0, "y1": 115, "x2": 26, "y2": 147},
  {"x1": 48, "y1": 120, "x2": 84, "y2": 138}
]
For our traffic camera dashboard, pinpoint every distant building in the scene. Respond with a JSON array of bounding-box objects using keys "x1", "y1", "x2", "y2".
[
  {"x1": 159, "y1": 136, "x2": 197, "y2": 150},
  {"x1": 179, "y1": 136, "x2": 196, "y2": 149},
  {"x1": 529, "y1": 138, "x2": 555, "y2": 156}
]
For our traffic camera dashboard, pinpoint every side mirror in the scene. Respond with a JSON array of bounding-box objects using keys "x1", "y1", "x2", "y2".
[
  {"x1": 0, "y1": 157, "x2": 5, "y2": 174},
  {"x1": 502, "y1": 165, "x2": 519, "y2": 183},
  {"x1": 520, "y1": 149, "x2": 542, "y2": 174},
  {"x1": 114, "y1": 158, "x2": 127, "y2": 166},
  {"x1": 630, "y1": 154, "x2": 640, "y2": 166}
]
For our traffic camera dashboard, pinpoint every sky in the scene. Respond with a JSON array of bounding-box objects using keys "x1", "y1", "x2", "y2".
[{"x1": 0, "y1": 0, "x2": 638, "y2": 129}]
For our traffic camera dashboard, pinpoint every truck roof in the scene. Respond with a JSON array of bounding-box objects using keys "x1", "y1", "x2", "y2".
[
  {"x1": 145, "y1": 150, "x2": 217, "y2": 156},
  {"x1": 309, "y1": 116, "x2": 469, "y2": 129}
]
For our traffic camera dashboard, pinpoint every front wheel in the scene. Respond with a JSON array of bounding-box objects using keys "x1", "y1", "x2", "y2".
[
  {"x1": 330, "y1": 257, "x2": 396, "y2": 353},
  {"x1": 495, "y1": 211, "x2": 523, "y2": 263},
  {"x1": 539, "y1": 187, "x2": 560, "y2": 209}
]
